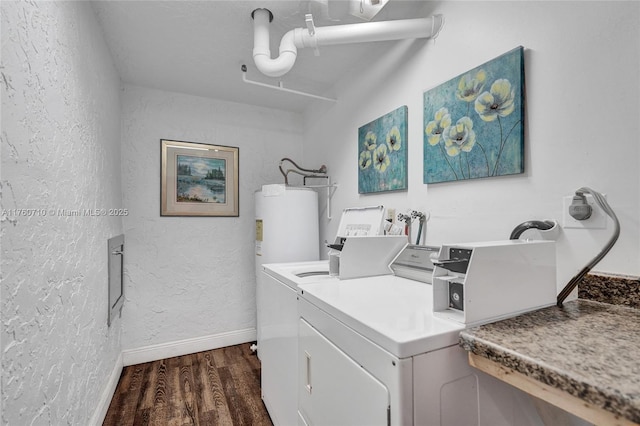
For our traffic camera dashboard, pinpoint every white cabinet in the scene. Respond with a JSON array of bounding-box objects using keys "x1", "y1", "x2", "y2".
[{"x1": 298, "y1": 319, "x2": 389, "y2": 426}]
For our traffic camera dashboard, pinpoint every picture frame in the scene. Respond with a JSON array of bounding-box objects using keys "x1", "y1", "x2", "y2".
[{"x1": 161, "y1": 139, "x2": 239, "y2": 217}]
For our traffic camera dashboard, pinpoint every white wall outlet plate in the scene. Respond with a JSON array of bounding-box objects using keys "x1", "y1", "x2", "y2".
[{"x1": 562, "y1": 194, "x2": 607, "y2": 229}]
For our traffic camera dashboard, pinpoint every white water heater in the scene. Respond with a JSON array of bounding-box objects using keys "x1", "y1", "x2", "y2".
[
  {"x1": 255, "y1": 184, "x2": 320, "y2": 268},
  {"x1": 255, "y1": 185, "x2": 320, "y2": 359}
]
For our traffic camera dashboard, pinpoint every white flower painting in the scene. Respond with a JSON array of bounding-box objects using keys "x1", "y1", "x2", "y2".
[
  {"x1": 358, "y1": 106, "x2": 408, "y2": 194},
  {"x1": 423, "y1": 47, "x2": 525, "y2": 184}
]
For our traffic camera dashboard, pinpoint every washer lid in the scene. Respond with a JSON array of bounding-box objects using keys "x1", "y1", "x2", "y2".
[
  {"x1": 263, "y1": 260, "x2": 333, "y2": 290},
  {"x1": 298, "y1": 275, "x2": 465, "y2": 358}
]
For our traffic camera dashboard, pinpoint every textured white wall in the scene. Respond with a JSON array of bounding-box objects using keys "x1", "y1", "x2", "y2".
[
  {"x1": 4, "y1": 1, "x2": 638, "y2": 422},
  {"x1": 1, "y1": 1, "x2": 123, "y2": 424},
  {"x1": 303, "y1": 1, "x2": 640, "y2": 280},
  {"x1": 120, "y1": 85, "x2": 303, "y2": 350}
]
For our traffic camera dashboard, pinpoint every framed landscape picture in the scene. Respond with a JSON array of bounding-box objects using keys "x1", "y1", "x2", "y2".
[
  {"x1": 423, "y1": 46, "x2": 525, "y2": 184},
  {"x1": 161, "y1": 139, "x2": 239, "y2": 216}
]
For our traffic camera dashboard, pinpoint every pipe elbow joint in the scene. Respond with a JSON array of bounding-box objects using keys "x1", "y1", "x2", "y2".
[
  {"x1": 280, "y1": 30, "x2": 299, "y2": 55},
  {"x1": 253, "y1": 51, "x2": 298, "y2": 78}
]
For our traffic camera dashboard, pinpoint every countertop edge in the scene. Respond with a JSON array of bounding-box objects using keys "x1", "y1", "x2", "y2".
[{"x1": 459, "y1": 300, "x2": 640, "y2": 424}]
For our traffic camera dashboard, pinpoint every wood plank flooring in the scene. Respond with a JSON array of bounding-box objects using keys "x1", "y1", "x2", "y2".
[{"x1": 103, "y1": 343, "x2": 273, "y2": 426}]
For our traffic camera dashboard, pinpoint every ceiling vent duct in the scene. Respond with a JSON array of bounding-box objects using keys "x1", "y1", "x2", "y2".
[{"x1": 251, "y1": 8, "x2": 444, "y2": 78}]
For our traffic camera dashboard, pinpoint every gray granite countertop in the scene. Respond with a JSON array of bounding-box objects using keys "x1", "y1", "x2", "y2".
[
  {"x1": 579, "y1": 273, "x2": 640, "y2": 309},
  {"x1": 459, "y1": 299, "x2": 640, "y2": 423}
]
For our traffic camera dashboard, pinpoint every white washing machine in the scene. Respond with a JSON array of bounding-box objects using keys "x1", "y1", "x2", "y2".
[
  {"x1": 259, "y1": 206, "x2": 390, "y2": 426},
  {"x1": 296, "y1": 245, "x2": 548, "y2": 426},
  {"x1": 260, "y1": 260, "x2": 335, "y2": 426}
]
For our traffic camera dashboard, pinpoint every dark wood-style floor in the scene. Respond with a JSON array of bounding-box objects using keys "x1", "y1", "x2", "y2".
[{"x1": 103, "y1": 343, "x2": 273, "y2": 426}]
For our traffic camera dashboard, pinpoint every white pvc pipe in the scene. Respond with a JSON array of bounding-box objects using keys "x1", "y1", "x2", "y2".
[
  {"x1": 295, "y1": 16, "x2": 444, "y2": 48},
  {"x1": 252, "y1": 9, "x2": 299, "y2": 78},
  {"x1": 252, "y1": 9, "x2": 444, "y2": 78}
]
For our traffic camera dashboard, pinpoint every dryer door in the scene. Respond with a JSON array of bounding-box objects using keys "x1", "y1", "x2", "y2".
[{"x1": 298, "y1": 319, "x2": 389, "y2": 426}]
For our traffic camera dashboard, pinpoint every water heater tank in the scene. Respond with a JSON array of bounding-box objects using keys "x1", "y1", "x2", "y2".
[{"x1": 255, "y1": 185, "x2": 320, "y2": 270}]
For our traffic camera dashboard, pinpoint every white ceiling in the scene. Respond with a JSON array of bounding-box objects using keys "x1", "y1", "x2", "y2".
[{"x1": 92, "y1": 0, "x2": 429, "y2": 112}]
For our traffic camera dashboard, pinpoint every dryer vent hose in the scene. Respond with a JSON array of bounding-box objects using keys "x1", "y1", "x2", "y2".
[
  {"x1": 509, "y1": 220, "x2": 556, "y2": 240},
  {"x1": 556, "y1": 187, "x2": 620, "y2": 306}
]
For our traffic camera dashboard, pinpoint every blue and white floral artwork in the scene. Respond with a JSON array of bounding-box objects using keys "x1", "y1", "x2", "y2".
[
  {"x1": 423, "y1": 46, "x2": 525, "y2": 184},
  {"x1": 358, "y1": 106, "x2": 408, "y2": 194}
]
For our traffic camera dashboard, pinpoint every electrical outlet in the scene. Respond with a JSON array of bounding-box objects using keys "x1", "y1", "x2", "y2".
[{"x1": 562, "y1": 194, "x2": 607, "y2": 229}]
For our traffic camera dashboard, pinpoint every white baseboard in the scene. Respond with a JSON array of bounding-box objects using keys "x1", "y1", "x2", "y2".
[
  {"x1": 121, "y1": 327, "x2": 257, "y2": 366},
  {"x1": 89, "y1": 352, "x2": 123, "y2": 426}
]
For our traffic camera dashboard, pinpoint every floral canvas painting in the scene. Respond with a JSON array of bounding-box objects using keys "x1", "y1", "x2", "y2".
[
  {"x1": 423, "y1": 46, "x2": 524, "y2": 184},
  {"x1": 358, "y1": 106, "x2": 408, "y2": 194}
]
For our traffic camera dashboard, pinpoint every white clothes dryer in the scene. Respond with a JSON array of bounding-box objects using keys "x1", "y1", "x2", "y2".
[{"x1": 296, "y1": 245, "x2": 548, "y2": 426}]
